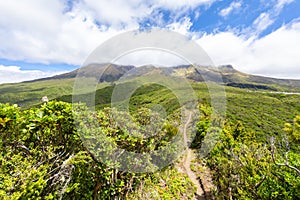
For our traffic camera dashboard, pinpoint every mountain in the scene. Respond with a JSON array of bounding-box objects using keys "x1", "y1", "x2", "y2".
[
  {"x1": 1, "y1": 63, "x2": 300, "y2": 138},
  {"x1": 1, "y1": 63, "x2": 300, "y2": 108},
  {"x1": 27, "y1": 63, "x2": 300, "y2": 90},
  {"x1": 171, "y1": 64, "x2": 300, "y2": 89},
  {"x1": 26, "y1": 63, "x2": 135, "y2": 83}
]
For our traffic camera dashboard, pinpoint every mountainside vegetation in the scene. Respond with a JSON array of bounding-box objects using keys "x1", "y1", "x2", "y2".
[
  {"x1": 0, "y1": 64, "x2": 300, "y2": 199},
  {"x1": 0, "y1": 102, "x2": 195, "y2": 199},
  {"x1": 1, "y1": 64, "x2": 300, "y2": 109},
  {"x1": 1, "y1": 101, "x2": 299, "y2": 199}
]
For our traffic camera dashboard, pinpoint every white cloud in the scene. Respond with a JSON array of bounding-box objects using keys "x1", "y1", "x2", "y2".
[
  {"x1": 250, "y1": 0, "x2": 294, "y2": 35},
  {"x1": 152, "y1": 0, "x2": 216, "y2": 10},
  {"x1": 0, "y1": 0, "x2": 216, "y2": 67},
  {"x1": 115, "y1": 50, "x2": 188, "y2": 67},
  {"x1": 0, "y1": 65, "x2": 66, "y2": 84},
  {"x1": 198, "y1": 20, "x2": 300, "y2": 79},
  {"x1": 78, "y1": 0, "x2": 150, "y2": 29},
  {"x1": 77, "y1": 0, "x2": 216, "y2": 31},
  {"x1": 166, "y1": 17, "x2": 193, "y2": 35},
  {"x1": 253, "y1": 13, "x2": 274, "y2": 33},
  {"x1": 219, "y1": 1, "x2": 242, "y2": 18},
  {"x1": 275, "y1": 0, "x2": 294, "y2": 12},
  {"x1": 0, "y1": 0, "x2": 123, "y2": 65}
]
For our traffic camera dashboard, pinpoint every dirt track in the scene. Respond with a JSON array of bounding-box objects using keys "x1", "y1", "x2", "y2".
[{"x1": 182, "y1": 111, "x2": 205, "y2": 199}]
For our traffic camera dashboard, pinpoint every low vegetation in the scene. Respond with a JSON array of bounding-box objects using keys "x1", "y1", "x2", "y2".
[
  {"x1": 192, "y1": 104, "x2": 300, "y2": 199},
  {"x1": 1, "y1": 65, "x2": 300, "y2": 199},
  {"x1": 1, "y1": 100, "x2": 299, "y2": 199},
  {"x1": 0, "y1": 102, "x2": 194, "y2": 199}
]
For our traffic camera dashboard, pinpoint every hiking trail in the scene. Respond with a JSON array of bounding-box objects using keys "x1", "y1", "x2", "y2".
[{"x1": 182, "y1": 111, "x2": 205, "y2": 199}]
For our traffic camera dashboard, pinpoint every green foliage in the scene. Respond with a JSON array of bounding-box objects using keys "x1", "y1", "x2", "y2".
[
  {"x1": 2, "y1": 78, "x2": 300, "y2": 143},
  {"x1": 127, "y1": 167, "x2": 196, "y2": 200},
  {"x1": 0, "y1": 79, "x2": 75, "y2": 107},
  {"x1": 202, "y1": 116, "x2": 300, "y2": 199},
  {"x1": 0, "y1": 101, "x2": 186, "y2": 199},
  {"x1": 75, "y1": 106, "x2": 181, "y2": 174},
  {"x1": 1, "y1": 77, "x2": 300, "y2": 199},
  {"x1": 0, "y1": 102, "x2": 134, "y2": 199},
  {"x1": 224, "y1": 87, "x2": 300, "y2": 141},
  {"x1": 190, "y1": 104, "x2": 212, "y2": 149},
  {"x1": 284, "y1": 115, "x2": 300, "y2": 146}
]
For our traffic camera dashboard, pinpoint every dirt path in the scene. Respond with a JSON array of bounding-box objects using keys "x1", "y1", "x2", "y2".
[{"x1": 182, "y1": 111, "x2": 205, "y2": 199}]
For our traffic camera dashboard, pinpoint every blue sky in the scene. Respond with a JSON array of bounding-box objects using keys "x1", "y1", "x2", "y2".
[{"x1": 0, "y1": 0, "x2": 300, "y2": 83}]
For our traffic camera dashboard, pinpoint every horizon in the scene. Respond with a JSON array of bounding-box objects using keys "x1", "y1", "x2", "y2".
[{"x1": 2, "y1": 63, "x2": 300, "y2": 85}]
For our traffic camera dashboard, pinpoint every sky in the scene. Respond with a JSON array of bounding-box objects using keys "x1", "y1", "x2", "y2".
[{"x1": 0, "y1": 0, "x2": 300, "y2": 83}]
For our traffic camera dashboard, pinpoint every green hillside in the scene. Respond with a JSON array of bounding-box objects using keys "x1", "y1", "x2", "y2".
[
  {"x1": 1, "y1": 64, "x2": 300, "y2": 139},
  {"x1": 1, "y1": 64, "x2": 300, "y2": 108},
  {"x1": 53, "y1": 80, "x2": 300, "y2": 139},
  {"x1": 0, "y1": 78, "x2": 75, "y2": 106},
  {"x1": 1, "y1": 64, "x2": 300, "y2": 199}
]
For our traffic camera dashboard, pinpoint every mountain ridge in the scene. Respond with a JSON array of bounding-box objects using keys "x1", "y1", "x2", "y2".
[
  {"x1": 24, "y1": 63, "x2": 300, "y2": 89},
  {"x1": 1, "y1": 63, "x2": 300, "y2": 107}
]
